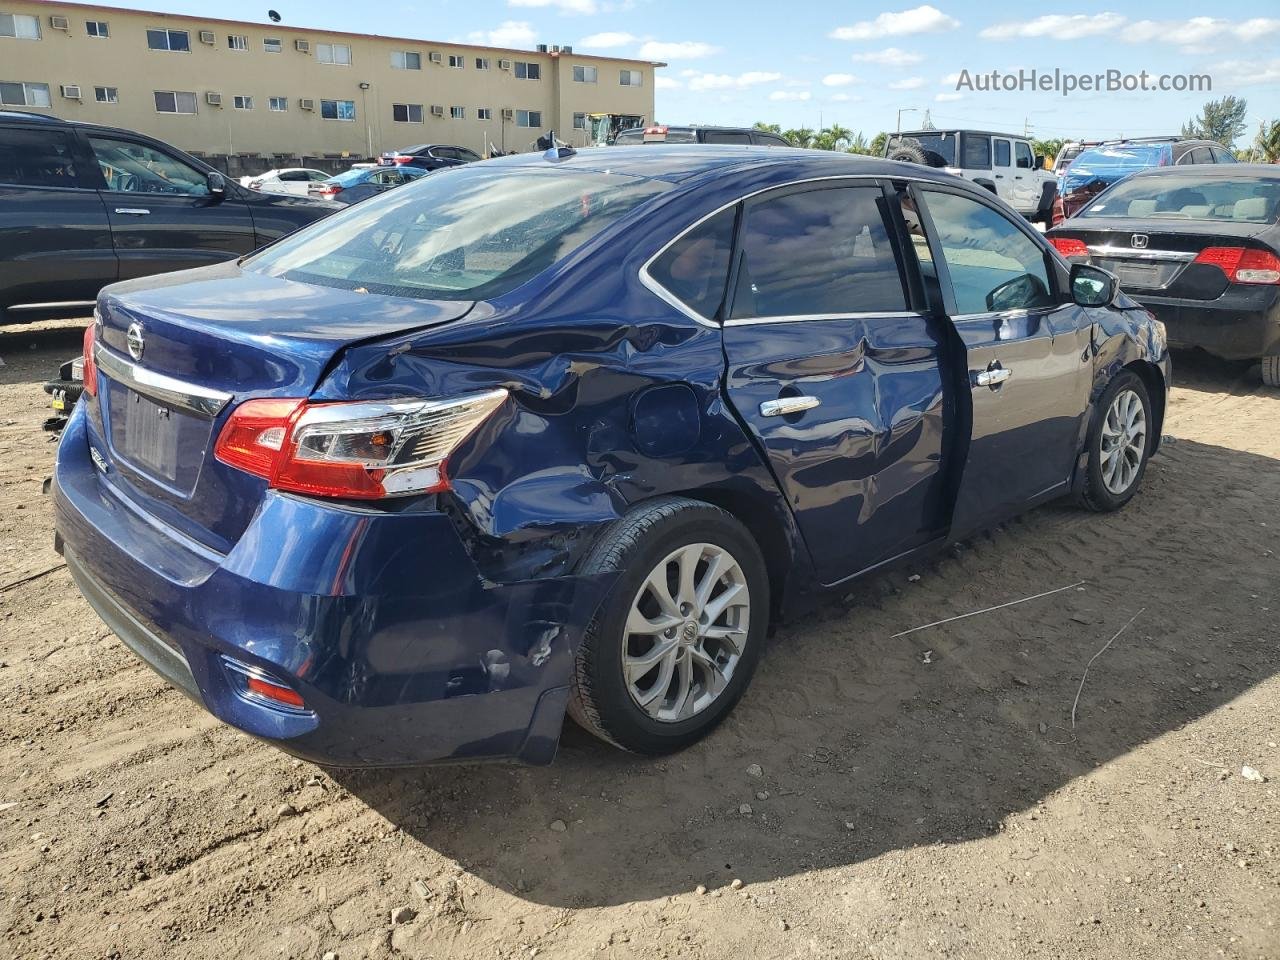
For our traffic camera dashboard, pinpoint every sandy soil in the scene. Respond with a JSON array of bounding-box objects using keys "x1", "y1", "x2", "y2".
[{"x1": 1, "y1": 319, "x2": 1277, "y2": 960}]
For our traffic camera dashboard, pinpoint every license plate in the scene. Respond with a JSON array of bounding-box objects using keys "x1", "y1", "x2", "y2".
[
  {"x1": 378, "y1": 158, "x2": 395, "y2": 165},
  {"x1": 1114, "y1": 263, "x2": 1161, "y2": 289},
  {"x1": 118, "y1": 391, "x2": 180, "y2": 481}
]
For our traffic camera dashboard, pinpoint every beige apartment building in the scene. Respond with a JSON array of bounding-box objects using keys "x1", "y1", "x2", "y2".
[{"x1": 0, "y1": 0, "x2": 660, "y2": 162}]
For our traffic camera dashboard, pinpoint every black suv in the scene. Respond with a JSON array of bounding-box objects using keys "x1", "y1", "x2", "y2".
[
  {"x1": 612, "y1": 125, "x2": 792, "y2": 147},
  {"x1": 378, "y1": 144, "x2": 482, "y2": 171},
  {"x1": 0, "y1": 110, "x2": 337, "y2": 323}
]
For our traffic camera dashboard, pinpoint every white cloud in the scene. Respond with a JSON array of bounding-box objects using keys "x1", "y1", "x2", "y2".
[
  {"x1": 654, "y1": 75, "x2": 682, "y2": 90},
  {"x1": 981, "y1": 14, "x2": 1280, "y2": 48},
  {"x1": 941, "y1": 71, "x2": 961, "y2": 86},
  {"x1": 468, "y1": 20, "x2": 538, "y2": 47},
  {"x1": 769, "y1": 90, "x2": 812, "y2": 102},
  {"x1": 829, "y1": 93, "x2": 863, "y2": 103},
  {"x1": 637, "y1": 40, "x2": 720, "y2": 60},
  {"x1": 831, "y1": 5, "x2": 959, "y2": 41},
  {"x1": 935, "y1": 92, "x2": 964, "y2": 102},
  {"x1": 889, "y1": 76, "x2": 926, "y2": 90},
  {"x1": 577, "y1": 31, "x2": 638, "y2": 48},
  {"x1": 1210, "y1": 57, "x2": 1280, "y2": 87},
  {"x1": 850, "y1": 47, "x2": 924, "y2": 66},
  {"x1": 509, "y1": 0, "x2": 598, "y2": 13},
  {"x1": 686, "y1": 71, "x2": 782, "y2": 91},
  {"x1": 980, "y1": 13, "x2": 1125, "y2": 40},
  {"x1": 822, "y1": 73, "x2": 861, "y2": 87}
]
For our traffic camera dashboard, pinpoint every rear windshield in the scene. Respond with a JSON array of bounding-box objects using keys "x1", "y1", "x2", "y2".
[
  {"x1": 1081, "y1": 176, "x2": 1280, "y2": 223},
  {"x1": 1072, "y1": 144, "x2": 1171, "y2": 171},
  {"x1": 903, "y1": 132, "x2": 957, "y2": 166},
  {"x1": 245, "y1": 165, "x2": 669, "y2": 300},
  {"x1": 330, "y1": 168, "x2": 371, "y2": 185}
]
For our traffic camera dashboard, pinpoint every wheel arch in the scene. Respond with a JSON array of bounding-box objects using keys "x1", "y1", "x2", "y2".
[{"x1": 1124, "y1": 358, "x2": 1167, "y2": 449}]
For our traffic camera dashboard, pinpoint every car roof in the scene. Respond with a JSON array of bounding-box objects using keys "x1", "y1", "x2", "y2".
[
  {"x1": 1124, "y1": 163, "x2": 1280, "y2": 181},
  {"x1": 898, "y1": 129, "x2": 1026, "y2": 140},
  {"x1": 479, "y1": 143, "x2": 967, "y2": 186}
]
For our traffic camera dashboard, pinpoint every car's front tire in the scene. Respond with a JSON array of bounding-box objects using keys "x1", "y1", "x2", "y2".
[
  {"x1": 1262, "y1": 356, "x2": 1280, "y2": 388},
  {"x1": 568, "y1": 497, "x2": 769, "y2": 754},
  {"x1": 1076, "y1": 370, "x2": 1154, "y2": 512}
]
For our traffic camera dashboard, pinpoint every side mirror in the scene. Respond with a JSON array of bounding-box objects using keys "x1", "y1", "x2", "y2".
[
  {"x1": 1034, "y1": 154, "x2": 1045, "y2": 171},
  {"x1": 1070, "y1": 263, "x2": 1118, "y2": 307},
  {"x1": 207, "y1": 171, "x2": 227, "y2": 200}
]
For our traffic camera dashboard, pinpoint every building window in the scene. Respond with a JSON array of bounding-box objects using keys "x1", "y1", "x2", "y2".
[
  {"x1": 450, "y1": 106, "x2": 464, "y2": 119},
  {"x1": 233, "y1": 95, "x2": 253, "y2": 110},
  {"x1": 390, "y1": 50, "x2": 420, "y2": 70},
  {"x1": 228, "y1": 34, "x2": 247, "y2": 51},
  {"x1": 268, "y1": 96, "x2": 287, "y2": 111},
  {"x1": 316, "y1": 42, "x2": 351, "y2": 65},
  {"x1": 514, "y1": 61, "x2": 541, "y2": 80},
  {"x1": 146, "y1": 28, "x2": 190, "y2": 52},
  {"x1": 448, "y1": 54, "x2": 464, "y2": 68},
  {"x1": 392, "y1": 103, "x2": 423, "y2": 123},
  {"x1": 85, "y1": 20, "x2": 109, "y2": 38},
  {"x1": 572, "y1": 65, "x2": 597, "y2": 83},
  {"x1": 263, "y1": 37, "x2": 281, "y2": 53},
  {"x1": 94, "y1": 86, "x2": 118, "y2": 103},
  {"x1": 153, "y1": 90, "x2": 197, "y2": 114},
  {"x1": 0, "y1": 13, "x2": 40, "y2": 39},
  {"x1": 573, "y1": 112, "x2": 587, "y2": 130},
  {"x1": 475, "y1": 57, "x2": 490, "y2": 70},
  {"x1": 320, "y1": 98, "x2": 355, "y2": 120},
  {"x1": 0, "y1": 81, "x2": 51, "y2": 106},
  {"x1": 620, "y1": 69, "x2": 642, "y2": 86},
  {"x1": 477, "y1": 107, "x2": 492, "y2": 120},
  {"x1": 515, "y1": 109, "x2": 542, "y2": 127}
]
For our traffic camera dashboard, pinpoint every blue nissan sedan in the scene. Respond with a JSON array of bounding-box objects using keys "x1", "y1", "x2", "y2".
[{"x1": 53, "y1": 147, "x2": 1170, "y2": 766}]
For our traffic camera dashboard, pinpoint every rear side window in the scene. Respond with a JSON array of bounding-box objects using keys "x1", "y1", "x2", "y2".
[
  {"x1": 703, "y1": 131, "x2": 752, "y2": 145},
  {"x1": 0, "y1": 128, "x2": 80, "y2": 188},
  {"x1": 730, "y1": 185, "x2": 907, "y2": 319},
  {"x1": 963, "y1": 134, "x2": 991, "y2": 169},
  {"x1": 648, "y1": 208, "x2": 736, "y2": 319}
]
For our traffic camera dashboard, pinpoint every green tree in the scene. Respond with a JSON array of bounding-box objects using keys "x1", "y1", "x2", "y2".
[
  {"x1": 1182, "y1": 96, "x2": 1249, "y2": 148},
  {"x1": 846, "y1": 131, "x2": 871, "y2": 155},
  {"x1": 814, "y1": 124, "x2": 854, "y2": 151},
  {"x1": 1033, "y1": 138, "x2": 1066, "y2": 163},
  {"x1": 1253, "y1": 119, "x2": 1280, "y2": 163},
  {"x1": 869, "y1": 131, "x2": 890, "y2": 157},
  {"x1": 783, "y1": 127, "x2": 818, "y2": 149},
  {"x1": 753, "y1": 121, "x2": 782, "y2": 134}
]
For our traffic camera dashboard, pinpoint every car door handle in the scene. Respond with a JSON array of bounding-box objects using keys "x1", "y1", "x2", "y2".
[
  {"x1": 114, "y1": 208, "x2": 151, "y2": 215},
  {"x1": 975, "y1": 364, "x2": 1013, "y2": 389},
  {"x1": 760, "y1": 395, "x2": 821, "y2": 417}
]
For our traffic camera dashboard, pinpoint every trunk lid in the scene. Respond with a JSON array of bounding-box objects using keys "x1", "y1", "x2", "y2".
[{"x1": 93, "y1": 261, "x2": 473, "y2": 552}]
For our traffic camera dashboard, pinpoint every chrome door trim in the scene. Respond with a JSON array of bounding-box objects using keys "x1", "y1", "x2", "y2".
[
  {"x1": 7, "y1": 300, "x2": 97, "y2": 312},
  {"x1": 93, "y1": 343, "x2": 232, "y2": 419},
  {"x1": 1087, "y1": 245, "x2": 1196, "y2": 262},
  {"x1": 724, "y1": 310, "x2": 924, "y2": 328}
]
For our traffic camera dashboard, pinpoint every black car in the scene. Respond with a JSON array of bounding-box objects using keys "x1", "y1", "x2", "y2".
[
  {"x1": 379, "y1": 144, "x2": 482, "y2": 171},
  {"x1": 0, "y1": 110, "x2": 337, "y2": 323},
  {"x1": 1049, "y1": 165, "x2": 1280, "y2": 386},
  {"x1": 612, "y1": 125, "x2": 792, "y2": 147},
  {"x1": 1059, "y1": 137, "x2": 1235, "y2": 218}
]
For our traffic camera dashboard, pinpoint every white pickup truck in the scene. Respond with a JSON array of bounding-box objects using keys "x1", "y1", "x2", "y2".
[{"x1": 887, "y1": 129, "x2": 1058, "y2": 225}]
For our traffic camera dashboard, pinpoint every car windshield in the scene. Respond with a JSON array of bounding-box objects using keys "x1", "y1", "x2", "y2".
[
  {"x1": 246, "y1": 165, "x2": 670, "y2": 300},
  {"x1": 1071, "y1": 144, "x2": 1170, "y2": 171},
  {"x1": 1081, "y1": 176, "x2": 1280, "y2": 223},
  {"x1": 330, "y1": 168, "x2": 374, "y2": 186},
  {"x1": 906, "y1": 133, "x2": 957, "y2": 166}
]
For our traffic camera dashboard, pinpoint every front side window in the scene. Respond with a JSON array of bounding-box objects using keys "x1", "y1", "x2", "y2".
[
  {"x1": 263, "y1": 37, "x2": 281, "y2": 53},
  {"x1": 228, "y1": 34, "x2": 247, "y2": 50},
  {"x1": 620, "y1": 69, "x2": 642, "y2": 86},
  {"x1": 246, "y1": 167, "x2": 669, "y2": 301},
  {"x1": 153, "y1": 90, "x2": 197, "y2": 114},
  {"x1": 87, "y1": 135, "x2": 208, "y2": 195},
  {"x1": 316, "y1": 42, "x2": 351, "y2": 65},
  {"x1": 514, "y1": 61, "x2": 541, "y2": 80},
  {"x1": 0, "y1": 80, "x2": 52, "y2": 107},
  {"x1": 320, "y1": 99, "x2": 355, "y2": 121},
  {"x1": 233, "y1": 95, "x2": 253, "y2": 110},
  {"x1": 269, "y1": 96, "x2": 287, "y2": 112},
  {"x1": 916, "y1": 189, "x2": 1054, "y2": 315},
  {"x1": 392, "y1": 103, "x2": 423, "y2": 123},
  {"x1": 649, "y1": 208, "x2": 736, "y2": 320},
  {"x1": 573, "y1": 65, "x2": 598, "y2": 83},
  {"x1": 1015, "y1": 141, "x2": 1034, "y2": 169},
  {"x1": 0, "y1": 128, "x2": 79, "y2": 188},
  {"x1": 731, "y1": 185, "x2": 907, "y2": 319},
  {"x1": 0, "y1": 13, "x2": 40, "y2": 39},
  {"x1": 390, "y1": 51, "x2": 420, "y2": 70},
  {"x1": 86, "y1": 20, "x2": 109, "y2": 38},
  {"x1": 515, "y1": 109, "x2": 542, "y2": 128},
  {"x1": 146, "y1": 28, "x2": 189, "y2": 52},
  {"x1": 95, "y1": 86, "x2": 118, "y2": 103}
]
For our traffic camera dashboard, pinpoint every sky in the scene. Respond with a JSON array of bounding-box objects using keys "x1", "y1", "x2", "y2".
[{"x1": 115, "y1": 0, "x2": 1280, "y2": 145}]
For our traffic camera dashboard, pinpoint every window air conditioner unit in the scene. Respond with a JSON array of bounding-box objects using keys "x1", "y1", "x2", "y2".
[
  {"x1": 429, "y1": 52, "x2": 442, "y2": 65},
  {"x1": 498, "y1": 59, "x2": 512, "y2": 70},
  {"x1": 295, "y1": 39, "x2": 310, "y2": 53},
  {"x1": 299, "y1": 98, "x2": 315, "y2": 110},
  {"x1": 501, "y1": 107, "x2": 514, "y2": 120},
  {"x1": 206, "y1": 91, "x2": 223, "y2": 106},
  {"x1": 430, "y1": 104, "x2": 444, "y2": 117},
  {"x1": 199, "y1": 30, "x2": 215, "y2": 44},
  {"x1": 60, "y1": 84, "x2": 82, "y2": 100},
  {"x1": 49, "y1": 15, "x2": 69, "y2": 30}
]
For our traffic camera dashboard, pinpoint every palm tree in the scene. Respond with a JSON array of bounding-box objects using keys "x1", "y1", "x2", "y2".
[
  {"x1": 1254, "y1": 120, "x2": 1280, "y2": 163},
  {"x1": 846, "y1": 131, "x2": 870, "y2": 155},
  {"x1": 783, "y1": 127, "x2": 817, "y2": 149}
]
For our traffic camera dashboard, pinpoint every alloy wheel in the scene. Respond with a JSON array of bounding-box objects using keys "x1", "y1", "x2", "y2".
[{"x1": 1100, "y1": 388, "x2": 1147, "y2": 495}]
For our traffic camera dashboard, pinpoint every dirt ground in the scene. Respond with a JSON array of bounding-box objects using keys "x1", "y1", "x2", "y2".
[{"x1": 1, "y1": 318, "x2": 1277, "y2": 960}]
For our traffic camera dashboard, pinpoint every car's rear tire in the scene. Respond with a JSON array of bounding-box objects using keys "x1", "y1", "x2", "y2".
[
  {"x1": 1262, "y1": 356, "x2": 1280, "y2": 388},
  {"x1": 568, "y1": 497, "x2": 769, "y2": 755},
  {"x1": 1076, "y1": 370, "x2": 1153, "y2": 512}
]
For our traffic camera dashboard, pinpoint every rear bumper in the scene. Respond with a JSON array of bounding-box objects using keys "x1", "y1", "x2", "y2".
[
  {"x1": 53, "y1": 403, "x2": 607, "y2": 767},
  {"x1": 1133, "y1": 288, "x2": 1280, "y2": 362}
]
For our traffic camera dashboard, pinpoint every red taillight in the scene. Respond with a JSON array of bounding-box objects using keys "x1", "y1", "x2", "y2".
[
  {"x1": 1051, "y1": 195, "x2": 1065, "y2": 228},
  {"x1": 246, "y1": 675, "x2": 306, "y2": 709},
  {"x1": 213, "y1": 390, "x2": 507, "y2": 500},
  {"x1": 393, "y1": 155, "x2": 414, "y2": 165},
  {"x1": 1049, "y1": 236, "x2": 1089, "y2": 258},
  {"x1": 316, "y1": 185, "x2": 342, "y2": 197},
  {"x1": 82, "y1": 321, "x2": 98, "y2": 397},
  {"x1": 1193, "y1": 247, "x2": 1280, "y2": 285}
]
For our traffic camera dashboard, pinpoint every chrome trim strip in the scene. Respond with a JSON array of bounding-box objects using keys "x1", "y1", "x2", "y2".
[
  {"x1": 94, "y1": 343, "x2": 233, "y2": 419},
  {"x1": 7, "y1": 300, "x2": 96, "y2": 311},
  {"x1": 1087, "y1": 245, "x2": 1196, "y2": 262},
  {"x1": 724, "y1": 310, "x2": 923, "y2": 328}
]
